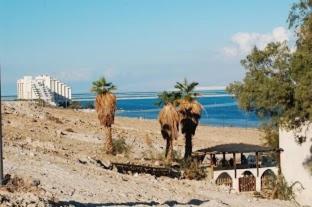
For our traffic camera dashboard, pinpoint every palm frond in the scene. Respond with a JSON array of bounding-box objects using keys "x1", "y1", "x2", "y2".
[
  {"x1": 175, "y1": 78, "x2": 199, "y2": 101},
  {"x1": 156, "y1": 91, "x2": 181, "y2": 107},
  {"x1": 91, "y1": 76, "x2": 117, "y2": 95}
]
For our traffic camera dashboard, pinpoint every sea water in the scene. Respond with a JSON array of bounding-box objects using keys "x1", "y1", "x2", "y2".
[
  {"x1": 2, "y1": 90, "x2": 261, "y2": 128},
  {"x1": 74, "y1": 90, "x2": 260, "y2": 128}
]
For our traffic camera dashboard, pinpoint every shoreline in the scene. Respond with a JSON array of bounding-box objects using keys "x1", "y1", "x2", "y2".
[{"x1": 79, "y1": 108, "x2": 261, "y2": 129}]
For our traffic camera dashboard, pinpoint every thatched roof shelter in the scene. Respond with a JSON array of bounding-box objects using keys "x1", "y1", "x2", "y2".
[{"x1": 194, "y1": 143, "x2": 282, "y2": 155}]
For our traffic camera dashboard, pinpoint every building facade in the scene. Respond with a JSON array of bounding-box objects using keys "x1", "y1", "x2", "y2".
[
  {"x1": 194, "y1": 144, "x2": 279, "y2": 193},
  {"x1": 17, "y1": 75, "x2": 72, "y2": 106},
  {"x1": 280, "y1": 124, "x2": 312, "y2": 206}
]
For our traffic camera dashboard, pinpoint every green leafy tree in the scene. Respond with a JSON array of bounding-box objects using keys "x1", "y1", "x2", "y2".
[
  {"x1": 289, "y1": 0, "x2": 312, "y2": 171},
  {"x1": 91, "y1": 77, "x2": 117, "y2": 154},
  {"x1": 227, "y1": 42, "x2": 294, "y2": 147},
  {"x1": 227, "y1": 0, "x2": 312, "y2": 172}
]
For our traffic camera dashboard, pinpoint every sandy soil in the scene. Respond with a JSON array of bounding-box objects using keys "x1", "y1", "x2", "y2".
[{"x1": 1, "y1": 101, "x2": 297, "y2": 207}]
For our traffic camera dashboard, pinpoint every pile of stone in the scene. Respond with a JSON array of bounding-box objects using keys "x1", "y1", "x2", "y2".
[{"x1": 0, "y1": 174, "x2": 55, "y2": 207}]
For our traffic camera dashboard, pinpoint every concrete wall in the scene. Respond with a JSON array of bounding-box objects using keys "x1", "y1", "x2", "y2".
[
  {"x1": 280, "y1": 124, "x2": 312, "y2": 206},
  {"x1": 213, "y1": 167, "x2": 278, "y2": 192}
]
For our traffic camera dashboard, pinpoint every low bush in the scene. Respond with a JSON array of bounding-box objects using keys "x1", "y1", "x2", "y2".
[
  {"x1": 181, "y1": 160, "x2": 206, "y2": 180},
  {"x1": 68, "y1": 101, "x2": 82, "y2": 109},
  {"x1": 112, "y1": 138, "x2": 130, "y2": 155},
  {"x1": 46, "y1": 113, "x2": 63, "y2": 124},
  {"x1": 269, "y1": 175, "x2": 303, "y2": 202}
]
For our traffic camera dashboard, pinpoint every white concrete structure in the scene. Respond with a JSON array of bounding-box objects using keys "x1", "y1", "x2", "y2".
[
  {"x1": 213, "y1": 166, "x2": 278, "y2": 192},
  {"x1": 280, "y1": 124, "x2": 312, "y2": 206},
  {"x1": 17, "y1": 75, "x2": 72, "y2": 106}
]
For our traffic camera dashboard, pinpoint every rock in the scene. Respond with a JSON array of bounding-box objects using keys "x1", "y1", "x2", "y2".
[
  {"x1": 60, "y1": 131, "x2": 67, "y2": 136},
  {"x1": 94, "y1": 159, "x2": 112, "y2": 169},
  {"x1": 154, "y1": 161, "x2": 160, "y2": 166},
  {"x1": 78, "y1": 158, "x2": 88, "y2": 165},
  {"x1": 32, "y1": 179, "x2": 41, "y2": 187},
  {"x1": 122, "y1": 176, "x2": 129, "y2": 181},
  {"x1": 102, "y1": 160, "x2": 112, "y2": 169},
  {"x1": 171, "y1": 162, "x2": 180, "y2": 168}
]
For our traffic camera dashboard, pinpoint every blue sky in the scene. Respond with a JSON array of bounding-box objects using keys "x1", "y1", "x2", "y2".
[{"x1": 0, "y1": 0, "x2": 295, "y2": 95}]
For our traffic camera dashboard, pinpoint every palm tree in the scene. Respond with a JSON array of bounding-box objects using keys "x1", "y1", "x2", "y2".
[
  {"x1": 175, "y1": 79, "x2": 202, "y2": 160},
  {"x1": 157, "y1": 91, "x2": 181, "y2": 161},
  {"x1": 91, "y1": 77, "x2": 117, "y2": 154}
]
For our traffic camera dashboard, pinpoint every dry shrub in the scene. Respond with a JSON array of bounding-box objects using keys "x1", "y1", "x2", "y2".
[
  {"x1": 269, "y1": 175, "x2": 303, "y2": 202},
  {"x1": 112, "y1": 137, "x2": 130, "y2": 155},
  {"x1": 181, "y1": 160, "x2": 206, "y2": 180},
  {"x1": 46, "y1": 113, "x2": 63, "y2": 124},
  {"x1": 68, "y1": 101, "x2": 82, "y2": 109},
  {"x1": 95, "y1": 93, "x2": 116, "y2": 127}
]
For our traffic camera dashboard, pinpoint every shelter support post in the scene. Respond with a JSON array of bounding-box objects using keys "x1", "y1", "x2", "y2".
[
  {"x1": 210, "y1": 154, "x2": 214, "y2": 179},
  {"x1": 276, "y1": 150, "x2": 281, "y2": 175},
  {"x1": 233, "y1": 153, "x2": 237, "y2": 178},
  {"x1": 256, "y1": 152, "x2": 259, "y2": 177}
]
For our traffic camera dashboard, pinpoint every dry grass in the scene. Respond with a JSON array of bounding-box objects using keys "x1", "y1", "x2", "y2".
[
  {"x1": 68, "y1": 101, "x2": 82, "y2": 109},
  {"x1": 112, "y1": 137, "x2": 130, "y2": 155},
  {"x1": 46, "y1": 113, "x2": 63, "y2": 124},
  {"x1": 267, "y1": 175, "x2": 303, "y2": 202},
  {"x1": 181, "y1": 160, "x2": 206, "y2": 180}
]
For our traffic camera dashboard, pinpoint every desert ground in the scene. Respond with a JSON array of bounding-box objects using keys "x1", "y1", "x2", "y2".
[{"x1": 0, "y1": 101, "x2": 298, "y2": 207}]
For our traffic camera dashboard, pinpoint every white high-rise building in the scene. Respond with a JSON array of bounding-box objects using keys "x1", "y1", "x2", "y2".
[{"x1": 17, "y1": 75, "x2": 72, "y2": 106}]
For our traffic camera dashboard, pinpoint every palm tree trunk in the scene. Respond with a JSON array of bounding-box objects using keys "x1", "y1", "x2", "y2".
[
  {"x1": 165, "y1": 138, "x2": 173, "y2": 161},
  {"x1": 104, "y1": 126, "x2": 113, "y2": 154},
  {"x1": 184, "y1": 133, "x2": 192, "y2": 160}
]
